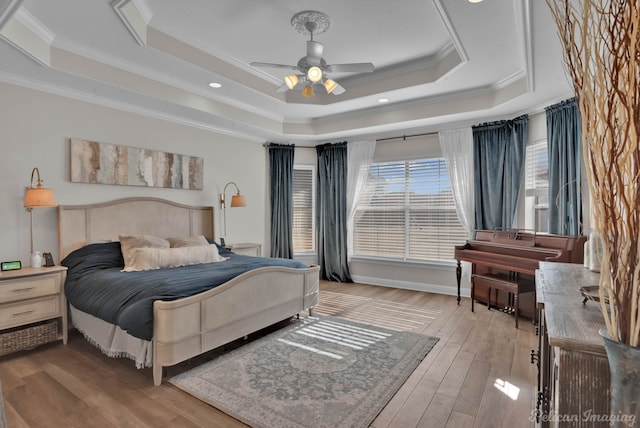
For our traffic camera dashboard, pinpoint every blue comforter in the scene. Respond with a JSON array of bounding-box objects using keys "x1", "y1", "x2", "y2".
[{"x1": 62, "y1": 242, "x2": 309, "y2": 340}]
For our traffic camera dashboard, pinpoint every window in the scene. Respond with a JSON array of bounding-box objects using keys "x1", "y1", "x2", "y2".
[
  {"x1": 353, "y1": 158, "x2": 467, "y2": 262},
  {"x1": 524, "y1": 140, "x2": 549, "y2": 232},
  {"x1": 292, "y1": 166, "x2": 315, "y2": 253}
]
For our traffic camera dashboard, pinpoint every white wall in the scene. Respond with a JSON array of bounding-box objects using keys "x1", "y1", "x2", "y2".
[{"x1": 0, "y1": 82, "x2": 265, "y2": 265}]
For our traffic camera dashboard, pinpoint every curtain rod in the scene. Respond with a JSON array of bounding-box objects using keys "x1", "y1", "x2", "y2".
[
  {"x1": 376, "y1": 110, "x2": 548, "y2": 143},
  {"x1": 376, "y1": 132, "x2": 437, "y2": 143},
  {"x1": 262, "y1": 143, "x2": 295, "y2": 147}
]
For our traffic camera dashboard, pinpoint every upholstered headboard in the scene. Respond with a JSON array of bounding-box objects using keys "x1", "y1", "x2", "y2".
[{"x1": 58, "y1": 197, "x2": 215, "y2": 260}]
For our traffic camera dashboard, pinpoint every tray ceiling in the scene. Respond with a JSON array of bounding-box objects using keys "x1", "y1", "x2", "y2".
[{"x1": 0, "y1": 0, "x2": 573, "y2": 145}]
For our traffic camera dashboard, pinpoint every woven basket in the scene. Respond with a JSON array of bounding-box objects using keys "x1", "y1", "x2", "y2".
[{"x1": 0, "y1": 319, "x2": 58, "y2": 356}]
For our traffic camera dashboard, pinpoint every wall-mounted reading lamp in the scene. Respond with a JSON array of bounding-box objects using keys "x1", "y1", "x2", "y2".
[
  {"x1": 24, "y1": 167, "x2": 57, "y2": 254},
  {"x1": 220, "y1": 181, "x2": 247, "y2": 237}
]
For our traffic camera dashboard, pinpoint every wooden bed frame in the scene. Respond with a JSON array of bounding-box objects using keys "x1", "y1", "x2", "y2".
[{"x1": 58, "y1": 197, "x2": 319, "y2": 385}]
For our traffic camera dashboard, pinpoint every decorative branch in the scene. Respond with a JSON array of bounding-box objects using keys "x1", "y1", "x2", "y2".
[{"x1": 547, "y1": 0, "x2": 640, "y2": 346}]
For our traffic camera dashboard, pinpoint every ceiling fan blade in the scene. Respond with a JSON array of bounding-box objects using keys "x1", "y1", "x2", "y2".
[
  {"x1": 250, "y1": 62, "x2": 298, "y2": 70},
  {"x1": 331, "y1": 81, "x2": 346, "y2": 95},
  {"x1": 326, "y1": 63, "x2": 375, "y2": 73},
  {"x1": 306, "y1": 41, "x2": 324, "y2": 65}
]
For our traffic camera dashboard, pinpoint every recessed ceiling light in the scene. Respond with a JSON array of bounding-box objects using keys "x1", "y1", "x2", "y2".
[
  {"x1": 378, "y1": 98, "x2": 389, "y2": 103},
  {"x1": 208, "y1": 82, "x2": 222, "y2": 88},
  {"x1": 468, "y1": 0, "x2": 483, "y2": 3}
]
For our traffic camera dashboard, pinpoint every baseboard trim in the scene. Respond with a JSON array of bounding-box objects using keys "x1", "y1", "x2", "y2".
[{"x1": 351, "y1": 275, "x2": 471, "y2": 298}]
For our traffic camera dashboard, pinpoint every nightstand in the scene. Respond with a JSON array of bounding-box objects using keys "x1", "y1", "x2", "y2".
[
  {"x1": 0, "y1": 266, "x2": 68, "y2": 355},
  {"x1": 226, "y1": 243, "x2": 262, "y2": 257}
]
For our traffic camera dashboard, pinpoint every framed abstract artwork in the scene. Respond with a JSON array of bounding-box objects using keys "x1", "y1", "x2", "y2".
[{"x1": 70, "y1": 139, "x2": 203, "y2": 190}]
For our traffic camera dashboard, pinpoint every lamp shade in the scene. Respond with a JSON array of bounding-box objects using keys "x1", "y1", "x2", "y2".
[
  {"x1": 221, "y1": 181, "x2": 247, "y2": 208},
  {"x1": 324, "y1": 79, "x2": 338, "y2": 94},
  {"x1": 221, "y1": 181, "x2": 247, "y2": 237},
  {"x1": 24, "y1": 188, "x2": 57, "y2": 208},
  {"x1": 284, "y1": 74, "x2": 299, "y2": 90},
  {"x1": 302, "y1": 85, "x2": 315, "y2": 98},
  {"x1": 24, "y1": 167, "x2": 57, "y2": 208},
  {"x1": 230, "y1": 194, "x2": 247, "y2": 207},
  {"x1": 24, "y1": 167, "x2": 57, "y2": 255}
]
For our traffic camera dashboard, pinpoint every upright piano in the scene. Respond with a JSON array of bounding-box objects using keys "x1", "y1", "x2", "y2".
[{"x1": 454, "y1": 230, "x2": 586, "y2": 325}]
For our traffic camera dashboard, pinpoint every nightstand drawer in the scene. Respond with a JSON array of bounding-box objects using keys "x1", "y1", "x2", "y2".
[
  {"x1": 0, "y1": 275, "x2": 60, "y2": 303},
  {"x1": 0, "y1": 296, "x2": 61, "y2": 330}
]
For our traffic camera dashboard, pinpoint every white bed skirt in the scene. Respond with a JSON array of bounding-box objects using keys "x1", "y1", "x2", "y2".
[{"x1": 69, "y1": 304, "x2": 153, "y2": 368}]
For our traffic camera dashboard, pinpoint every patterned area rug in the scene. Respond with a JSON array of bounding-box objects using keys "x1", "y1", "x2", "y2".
[{"x1": 169, "y1": 315, "x2": 438, "y2": 428}]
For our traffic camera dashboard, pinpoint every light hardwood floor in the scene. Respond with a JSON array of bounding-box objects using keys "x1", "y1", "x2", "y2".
[{"x1": 0, "y1": 280, "x2": 537, "y2": 427}]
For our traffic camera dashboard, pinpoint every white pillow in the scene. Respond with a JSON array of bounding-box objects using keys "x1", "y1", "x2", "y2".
[
  {"x1": 167, "y1": 235, "x2": 209, "y2": 248},
  {"x1": 122, "y1": 244, "x2": 226, "y2": 272},
  {"x1": 119, "y1": 234, "x2": 170, "y2": 269}
]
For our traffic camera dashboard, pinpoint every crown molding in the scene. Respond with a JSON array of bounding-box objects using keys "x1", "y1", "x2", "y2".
[
  {"x1": 0, "y1": 0, "x2": 22, "y2": 31},
  {"x1": 111, "y1": 0, "x2": 150, "y2": 46},
  {"x1": 331, "y1": 73, "x2": 526, "y2": 125},
  {"x1": 110, "y1": 1, "x2": 466, "y2": 107},
  {"x1": 0, "y1": 6, "x2": 54, "y2": 67},
  {"x1": 303, "y1": 72, "x2": 528, "y2": 130},
  {"x1": 492, "y1": 69, "x2": 527, "y2": 91},
  {"x1": 0, "y1": 66, "x2": 539, "y2": 144},
  {"x1": 432, "y1": 0, "x2": 469, "y2": 63},
  {"x1": 0, "y1": 71, "x2": 269, "y2": 143},
  {"x1": 517, "y1": 0, "x2": 535, "y2": 92},
  {"x1": 14, "y1": 7, "x2": 54, "y2": 45},
  {"x1": 52, "y1": 36, "x2": 284, "y2": 124},
  {"x1": 110, "y1": 0, "x2": 284, "y2": 91}
]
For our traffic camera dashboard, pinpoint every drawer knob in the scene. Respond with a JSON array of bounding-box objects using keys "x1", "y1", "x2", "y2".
[{"x1": 12, "y1": 309, "x2": 35, "y2": 316}]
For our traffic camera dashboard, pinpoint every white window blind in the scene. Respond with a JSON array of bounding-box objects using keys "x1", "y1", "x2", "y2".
[
  {"x1": 524, "y1": 140, "x2": 549, "y2": 232},
  {"x1": 353, "y1": 158, "x2": 467, "y2": 262},
  {"x1": 292, "y1": 167, "x2": 314, "y2": 253},
  {"x1": 525, "y1": 140, "x2": 549, "y2": 196}
]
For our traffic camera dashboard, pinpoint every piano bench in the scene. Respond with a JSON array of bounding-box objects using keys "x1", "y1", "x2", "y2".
[{"x1": 471, "y1": 273, "x2": 536, "y2": 328}]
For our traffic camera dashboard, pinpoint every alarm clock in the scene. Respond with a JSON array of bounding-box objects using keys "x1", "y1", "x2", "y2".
[{"x1": 1, "y1": 261, "x2": 22, "y2": 271}]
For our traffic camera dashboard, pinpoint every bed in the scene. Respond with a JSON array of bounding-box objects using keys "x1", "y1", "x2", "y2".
[{"x1": 58, "y1": 197, "x2": 319, "y2": 385}]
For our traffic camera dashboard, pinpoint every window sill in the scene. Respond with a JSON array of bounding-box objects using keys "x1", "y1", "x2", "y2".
[
  {"x1": 293, "y1": 251, "x2": 316, "y2": 257},
  {"x1": 349, "y1": 256, "x2": 456, "y2": 271}
]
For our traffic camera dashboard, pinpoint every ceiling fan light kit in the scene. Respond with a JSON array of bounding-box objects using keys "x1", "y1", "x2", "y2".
[
  {"x1": 302, "y1": 86, "x2": 315, "y2": 98},
  {"x1": 250, "y1": 10, "x2": 374, "y2": 99},
  {"x1": 284, "y1": 74, "x2": 299, "y2": 90},
  {"x1": 324, "y1": 79, "x2": 338, "y2": 94},
  {"x1": 307, "y1": 66, "x2": 323, "y2": 83}
]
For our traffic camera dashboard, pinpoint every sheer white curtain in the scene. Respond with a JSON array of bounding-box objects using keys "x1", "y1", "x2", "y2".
[
  {"x1": 347, "y1": 140, "x2": 376, "y2": 259},
  {"x1": 439, "y1": 128, "x2": 475, "y2": 234},
  {"x1": 439, "y1": 128, "x2": 475, "y2": 284}
]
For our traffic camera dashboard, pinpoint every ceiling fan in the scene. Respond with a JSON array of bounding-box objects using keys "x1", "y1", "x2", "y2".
[{"x1": 250, "y1": 10, "x2": 375, "y2": 98}]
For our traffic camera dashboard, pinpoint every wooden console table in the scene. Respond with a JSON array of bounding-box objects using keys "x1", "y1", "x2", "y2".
[{"x1": 534, "y1": 262, "x2": 610, "y2": 427}]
